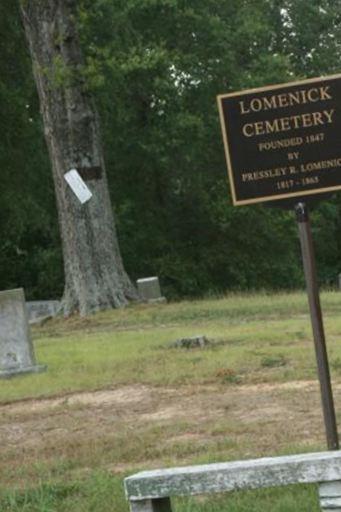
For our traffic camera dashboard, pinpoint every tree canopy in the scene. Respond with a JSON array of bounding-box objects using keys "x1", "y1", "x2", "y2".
[{"x1": 2, "y1": 0, "x2": 341, "y2": 300}]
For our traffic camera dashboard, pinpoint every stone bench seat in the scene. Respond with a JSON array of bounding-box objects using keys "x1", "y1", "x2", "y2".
[{"x1": 124, "y1": 451, "x2": 341, "y2": 511}]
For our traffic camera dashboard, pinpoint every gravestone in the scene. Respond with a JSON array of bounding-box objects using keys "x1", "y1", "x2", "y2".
[
  {"x1": 136, "y1": 277, "x2": 166, "y2": 303},
  {"x1": 169, "y1": 335, "x2": 209, "y2": 349},
  {"x1": 0, "y1": 288, "x2": 46, "y2": 378},
  {"x1": 26, "y1": 300, "x2": 60, "y2": 323}
]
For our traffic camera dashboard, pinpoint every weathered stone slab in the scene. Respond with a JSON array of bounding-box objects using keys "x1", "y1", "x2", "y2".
[
  {"x1": 125, "y1": 451, "x2": 341, "y2": 500},
  {"x1": 136, "y1": 277, "x2": 166, "y2": 303},
  {"x1": 26, "y1": 300, "x2": 60, "y2": 323},
  {"x1": 0, "y1": 288, "x2": 46, "y2": 378},
  {"x1": 168, "y1": 335, "x2": 209, "y2": 349}
]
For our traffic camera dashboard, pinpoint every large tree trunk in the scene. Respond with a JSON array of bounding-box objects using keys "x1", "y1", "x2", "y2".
[{"x1": 20, "y1": 0, "x2": 138, "y2": 315}]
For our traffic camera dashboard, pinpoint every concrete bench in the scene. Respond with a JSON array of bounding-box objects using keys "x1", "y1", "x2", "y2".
[{"x1": 124, "y1": 451, "x2": 341, "y2": 511}]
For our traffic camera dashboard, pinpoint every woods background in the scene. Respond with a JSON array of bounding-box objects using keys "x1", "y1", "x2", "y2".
[{"x1": 2, "y1": 0, "x2": 341, "y2": 301}]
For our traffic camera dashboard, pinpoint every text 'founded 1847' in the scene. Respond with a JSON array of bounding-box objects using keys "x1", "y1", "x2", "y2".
[{"x1": 217, "y1": 74, "x2": 341, "y2": 206}]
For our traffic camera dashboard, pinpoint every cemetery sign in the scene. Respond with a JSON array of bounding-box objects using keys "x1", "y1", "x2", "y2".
[{"x1": 217, "y1": 74, "x2": 341, "y2": 205}]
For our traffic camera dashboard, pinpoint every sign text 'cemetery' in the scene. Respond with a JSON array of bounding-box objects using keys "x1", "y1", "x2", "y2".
[{"x1": 218, "y1": 74, "x2": 341, "y2": 205}]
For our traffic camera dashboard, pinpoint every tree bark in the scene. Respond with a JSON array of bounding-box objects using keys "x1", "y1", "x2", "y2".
[{"x1": 20, "y1": 0, "x2": 138, "y2": 315}]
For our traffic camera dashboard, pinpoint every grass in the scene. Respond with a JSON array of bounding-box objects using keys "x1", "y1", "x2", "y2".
[
  {"x1": 0, "y1": 478, "x2": 322, "y2": 512},
  {"x1": 3, "y1": 290, "x2": 341, "y2": 402},
  {"x1": 0, "y1": 473, "x2": 126, "y2": 512},
  {"x1": 1, "y1": 290, "x2": 341, "y2": 510}
]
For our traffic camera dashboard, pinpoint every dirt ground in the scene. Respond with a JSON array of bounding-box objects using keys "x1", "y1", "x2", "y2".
[{"x1": 1, "y1": 380, "x2": 340, "y2": 484}]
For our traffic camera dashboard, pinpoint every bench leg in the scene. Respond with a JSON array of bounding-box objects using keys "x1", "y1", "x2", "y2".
[
  {"x1": 319, "y1": 481, "x2": 341, "y2": 511},
  {"x1": 129, "y1": 497, "x2": 172, "y2": 512}
]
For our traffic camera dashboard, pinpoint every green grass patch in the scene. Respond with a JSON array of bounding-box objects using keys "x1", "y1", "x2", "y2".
[
  {"x1": 0, "y1": 473, "x2": 126, "y2": 512},
  {"x1": 2, "y1": 290, "x2": 341, "y2": 402},
  {"x1": 176, "y1": 484, "x2": 319, "y2": 511},
  {"x1": 0, "y1": 477, "x2": 321, "y2": 512}
]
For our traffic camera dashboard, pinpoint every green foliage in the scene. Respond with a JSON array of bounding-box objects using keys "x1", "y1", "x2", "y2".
[
  {"x1": 77, "y1": 0, "x2": 341, "y2": 298},
  {"x1": 0, "y1": 0, "x2": 63, "y2": 299},
  {"x1": 2, "y1": 0, "x2": 341, "y2": 299}
]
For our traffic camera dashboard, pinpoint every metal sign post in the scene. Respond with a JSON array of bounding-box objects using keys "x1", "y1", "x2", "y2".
[
  {"x1": 217, "y1": 73, "x2": 341, "y2": 451},
  {"x1": 295, "y1": 202, "x2": 339, "y2": 450}
]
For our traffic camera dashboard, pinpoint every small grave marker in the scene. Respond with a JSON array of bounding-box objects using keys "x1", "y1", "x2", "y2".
[
  {"x1": 136, "y1": 277, "x2": 166, "y2": 303},
  {"x1": 26, "y1": 300, "x2": 60, "y2": 323},
  {"x1": 168, "y1": 335, "x2": 208, "y2": 349}
]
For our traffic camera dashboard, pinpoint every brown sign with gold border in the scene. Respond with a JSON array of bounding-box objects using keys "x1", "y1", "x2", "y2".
[{"x1": 217, "y1": 74, "x2": 341, "y2": 206}]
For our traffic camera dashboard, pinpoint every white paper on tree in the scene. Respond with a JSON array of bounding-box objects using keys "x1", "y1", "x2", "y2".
[{"x1": 64, "y1": 169, "x2": 92, "y2": 204}]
